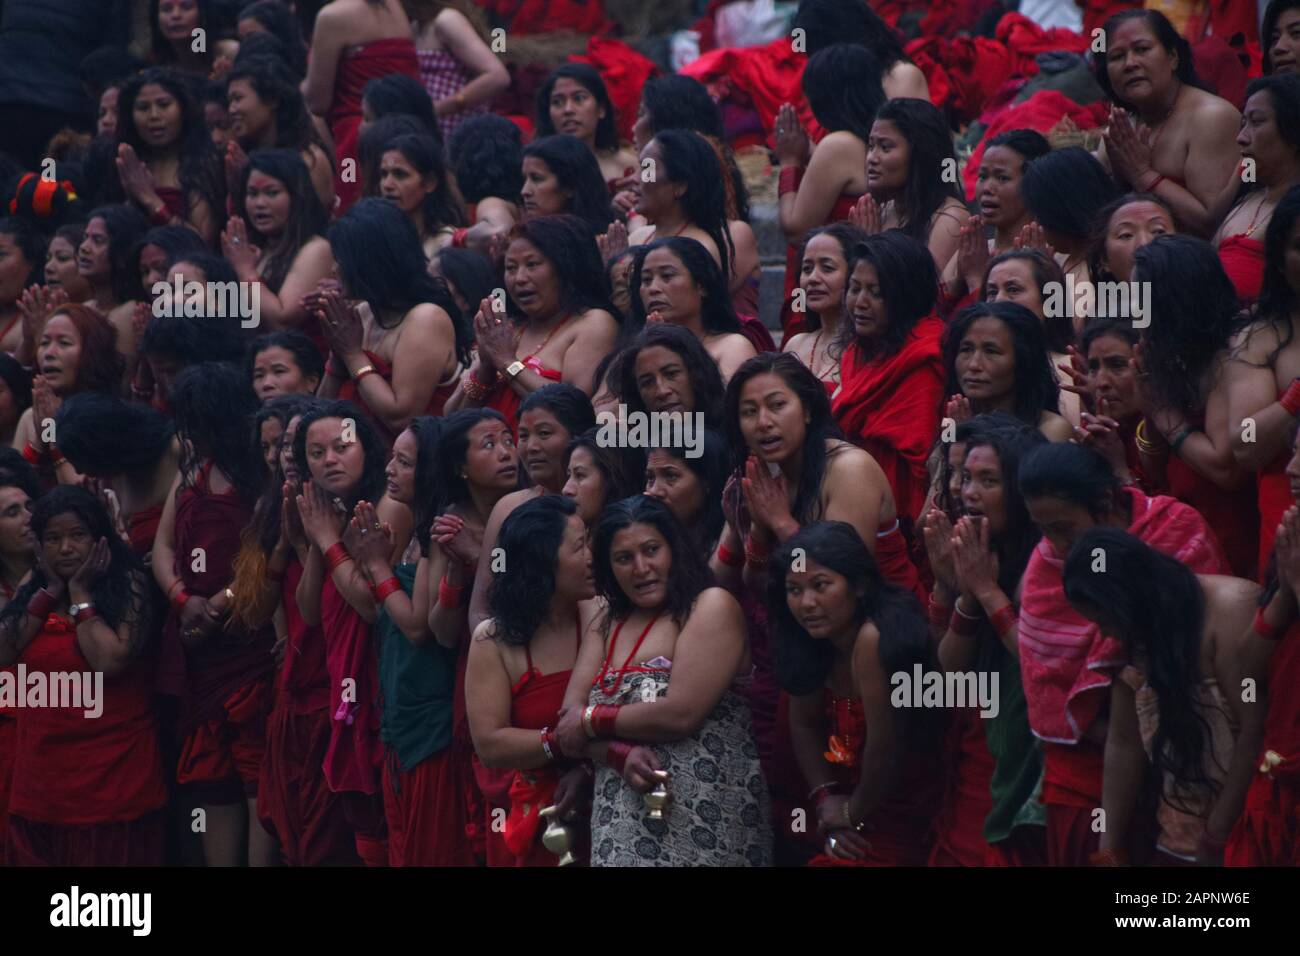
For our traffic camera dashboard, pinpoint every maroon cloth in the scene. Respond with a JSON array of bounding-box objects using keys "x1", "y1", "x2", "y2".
[
  {"x1": 127, "y1": 504, "x2": 163, "y2": 559},
  {"x1": 384, "y1": 746, "x2": 475, "y2": 866},
  {"x1": 1164, "y1": 453, "x2": 1259, "y2": 580},
  {"x1": 319, "y1": 577, "x2": 382, "y2": 795},
  {"x1": 5, "y1": 810, "x2": 165, "y2": 866},
  {"x1": 155, "y1": 186, "x2": 185, "y2": 220},
  {"x1": 927, "y1": 706, "x2": 994, "y2": 867},
  {"x1": 165, "y1": 470, "x2": 275, "y2": 732},
  {"x1": 278, "y1": 560, "x2": 329, "y2": 714},
  {"x1": 325, "y1": 38, "x2": 419, "y2": 215},
  {"x1": 337, "y1": 349, "x2": 456, "y2": 447},
  {"x1": 0, "y1": 715, "x2": 12, "y2": 841}
]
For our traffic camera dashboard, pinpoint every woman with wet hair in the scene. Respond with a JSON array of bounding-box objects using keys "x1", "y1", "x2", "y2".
[
  {"x1": 447, "y1": 114, "x2": 523, "y2": 249},
  {"x1": 555, "y1": 495, "x2": 773, "y2": 866},
  {"x1": 643, "y1": 427, "x2": 729, "y2": 563},
  {"x1": 431, "y1": 247, "x2": 496, "y2": 321},
  {"x1": 1063, "y1": 527, "x2": 1264, "y2": 865},
  {"x1": 0, "y1": 218, "x2": 47, "y2": 356},
  {"x1": 520, "y1": 135, "x2": 614, "y2": 237},
  {"x1": 1093, "y1": 8, "x2": 1241, "y2": 237},
  {"x1": 223, "y1": 149, "x2": 334, "y2": 334},
  {"x1": 237, "y1": 1, "x2": 310, "y2": 76},
  {"x1": 0, "y1": 485, "x2": 164, "y2": 865},
  {"x1": 535, "y1": 62, "x2": 638, "y2": 189},
  {"x1": 75, "y1": 204, "x2": 149, "y2": 377},
  {"x1": 151, "y1": 0, "x2": 216, "y2": 77},
  {"x1": 1134, "y1": 235, "x2": 1257, "y2": 578},
  {"x1": 832, "y1": 231, "x2": 945, "y2": 529},
  {"x1": 561, "y1": 428, "x2": 644, "y2": 528},
  {"x1": 314, "y1": 198, "x2": 469, "y2": 441},
  {"x1": 615, "y1": 322, "x2": 727, "y2": 431},
  {"x1": 151, "y1": 361, "x2": 277, "y2": 867},
  {"x1": 446, "y1": 215, "x2": 618, "y2": 424},
  {"x1": 784, "y1": 223, "x2": 866, "y2": 394},
  {"x1": 767, "y1": 521, "x2": 941, "y2": 865},
  {"x1": 628, "y1": 237, "x2": 756, "y2": 383},
  {"x1": 374, "y1": 132, "x2": 466, "y2": 261},
  {"x1": 468, "y1": 494, "x2": 599, "y2": 866},
  {"x1": 466, "y1": 383, "x2": 596, "y2": 634},
  {"x1": 247, "y1": 330, "x2": 325, "y2": 403},
  {"x1": 289, "y1": 397, "x2": 391, "y2": 865},
  {"x1": 224, "y1": 54, "x2": 335, "y2": 209},
  {"x1": 108, "y1": 68, "x2": 224, "y2": 243},
  {"x1": 792, "y1": 0, "x2": 928, "y2": 99},
  {"x1": 304, "y1": 0, "x2": 419, "y2": 213},
  {"x1": 942, "y1": 301, "x2": 1073, "y2": 442},
  {"x1": 1086, "y1": 192, "x2": 1177, "y2": 289}
]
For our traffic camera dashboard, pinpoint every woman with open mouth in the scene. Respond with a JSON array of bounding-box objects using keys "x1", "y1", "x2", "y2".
[
  {"x1": 784, "y1": 223, "x2": 865, "y2": 396},
  {"x1": 1093, "y1": 8, "x2": 1241, "y2": 238},
  {"x1": 468, "y1": 495, "x2": 600, "y2": 866},
  {"x1": 555, "y1": 494, "x2": 772, "y2": 867},
  {"x1": 224, "y1": 149, "x2": 335, "y2": 336},
  {"x1": 445, "y1": 215, "x2": 618, "y2": 427},
  {"x1": 628, "y1": 237, "x2": 756, "y2": 384},
  {"x1": 643, "y1": 427, "x2": 729, "y2": 566},
  {"x1": 0, "y1": 484, "x2": 164, "y2": 865},
  {"x1": 107, "y1": 68, "x2": 223, "y2": 245},
  {"x1": 535, "y1": 63, "x2": 639, "y2": 193}
]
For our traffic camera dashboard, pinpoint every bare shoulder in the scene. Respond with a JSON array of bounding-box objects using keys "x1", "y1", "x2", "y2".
[
  {"x1": 1203, "y1": 573, "x2": 1262, "y2": 606},
  {"x1": 1039, "y1": 411, "x2": 1075, "y2": 443},
  {"x1": 1188, "y1": 89, "x2": 1241, "y2": 125},
  {"x1": 851, "y1": 619, "x2": 882, "y2": 671},
  {"x1": 784, "y1": 331, "x2": 811, "y2": 353},
  {"x1": 576, "y1": 308, "x2": 618, "y2": 335},
  {"x1": 690, "y1": 585, "x2": 743, "y2": 623},
  {"x1": 827, "y1": 440, "x2": 884, "y2": 480},
  {"x1": 491, "y1": 488, "x2": 535, "y2": 524}
]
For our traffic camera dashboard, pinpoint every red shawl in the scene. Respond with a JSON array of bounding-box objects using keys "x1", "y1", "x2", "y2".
[
  {"x1": 325, "y1": 38, "x2": 419, "y2": 215},
  {"x1": 319, "y1": 577, "x2": 382, "y2": 795},
  {"x1": 1018, "y1": 487, "x2": 1228, "y2": 744},
  {"x1": 831, "y1": 317, "x2": 945, "y2": 522}
]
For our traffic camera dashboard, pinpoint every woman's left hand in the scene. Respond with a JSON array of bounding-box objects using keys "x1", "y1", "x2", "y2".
[
  {"x1": 553, "y1": 704, "x2": 588, "y2": 758},
  {"x1": 68, "y1": 536, "x2": 110, "y2": 596},
  {"x1": 473, "y1": 297, "x2": 517, "y2": 371},
  {"x1": 1104, "y1": 106, "x2": 1155, "y2": 188},
  {"x1": 318, "y1": 291, "x2": 366, "y2": 360},
  {"x1": 220, "y1": 216, "x2": 260, "y2": 280},
  {"x1": 116, "y1": 143, "x2": 159, "y2": 207},
  {"x1": 951, "y1": 515, "x2": 1000, "y2": 603},
  {"x1": 350, "y1": 501, "x2": 393, "y2": 570},
  {"x1": 774, "y1": 102, "x2": 811, "y2": 167}
]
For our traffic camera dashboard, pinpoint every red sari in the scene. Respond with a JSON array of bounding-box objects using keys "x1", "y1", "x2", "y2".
[
  {"x1": 325, "y1": 38, "x2": 420, "y2": 215},
  {"x1": 1226, "y1": 621, "x2": 1300, "y2": 866},
  {"x1": 1163, "y1": 429, "x2": 1259, "y2": 580},
  {"x1": 832, "y1": 317, "x2": 945, "y2": 525},
  {"x1": 485, "y1": 624, "x2": 583, "y2": 867},
  {"x1": 927, "y1": 706, "x2": 994, "y2": 866},
  {"x1": 257, "y1": 560, "x2": 359, "y2": 866},
  {"x1": 805, "y1": 694, "x2": 942, "y2": 866},
  {"x1": 485, "y1": 357, "x2": 562, "y2": 429},
  {"x1": 168, "y1": 466, "x2": 276, "y2": 805},
  {"x1": 5, "y1": 615, "x2": 167, "y2": 866},
  {"x1": 1218, "y1": 234, "x2": 1264, "y2": 305}
]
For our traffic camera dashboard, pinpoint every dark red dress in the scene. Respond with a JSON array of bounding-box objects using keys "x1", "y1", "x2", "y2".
[{"x1": 336, "y1": 349, "x2": 458, "y2": 447}]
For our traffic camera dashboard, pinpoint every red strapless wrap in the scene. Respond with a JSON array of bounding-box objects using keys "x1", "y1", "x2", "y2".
[{"x1": 1218, "y1": 234, "x2": 1265, "y2": 305}]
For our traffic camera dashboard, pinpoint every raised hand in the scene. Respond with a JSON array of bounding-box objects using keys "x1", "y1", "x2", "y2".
[
  {"x1": 956, "y1": 215, "x2": 990, "y2": 293},
  {"x1": 741, "y1": 455, "x2": 792, "y2": 537},
  {"x1": 116, "y1": 143, "x2": 159, "y2": 208},
  {"x1": 597, "y1": 220, "x2": 629, "y2": 260},
  {"x1": 848, "y1": 193, "x2": 883, "y2": 236},
  {"x1": 220, "y1": 216, "x2": 260, "y2": 280},
  {"x1": 951, "y1": 515, "x2": 1000, "y2": 603},
  {"x1": 774, "y1": 102, "x2": 811, "y2": 167}
]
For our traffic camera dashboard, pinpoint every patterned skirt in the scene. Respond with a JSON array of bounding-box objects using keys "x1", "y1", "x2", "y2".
[{"x1": 589, "y1": 668, "x2": 772, "y2": 867}]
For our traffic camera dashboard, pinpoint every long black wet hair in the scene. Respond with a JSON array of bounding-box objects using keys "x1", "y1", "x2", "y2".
[
  {"x1": 592, "y1": 494, "x2": 711, "y2": 636},
  {"x1": 650, "y1": 129, "x2": 736, "y2": 280},
  {"x1": 943, "y1": 301, "x2": 1061, "y2": 427},
  {"x1": 803, "y1": 43, "x2": 884, "y2": 144},
  {"x1": 1018, "y1": 441, "x2": 1124, "y2": 522},
  {"x1": 628, "y1": 236, "x2": 740, "y2": 336},
  {"x1": 871, "y1": 98, "x2": 962, "y2": 242},
  {"x1": 171, "y1": 361, "x2": 264, "y2": 503},
  {"x1": 793, "y1": 0, "x2": 907, "y2": 67},
  {"x1": 617, "y1": 321, "x2": 726, "y2": 430},
  {"x1": 54, "y1": 392, "x2": 175, "y2": 478},
  {"x1": 841, "y1": 230, "x2": 938, "y2": 361},
  {"x1": 237, "y1": 1, "x2": 309, "y2": 76},
  {"x1": 767, "y1": 521, "x2": 933, "y2": 743},
  {"x1": 534, "y1": 63, "x2": 621, "y2": 151},
  {"x1": 448, "y1": 114, "x2": 523, "y2": 204},
  {"x1": 487, "y1": 494, "x2": 579, "y2": 647},
  {"x1": 291, "y1": 398, "x2": 389, "y2": 510},
  {"x1": 1063, "y1": 527, "x2": 1222, "y2": 808},
  {"x1": 522, "y1": 134, "x2": 614, "y2": 235},
  {"x1": 1021, "y1": 147, "x2": 1120, "y2": 244},
  {"x1": 1249, "y1": 184, "x2": 1300, "y2": 370}
]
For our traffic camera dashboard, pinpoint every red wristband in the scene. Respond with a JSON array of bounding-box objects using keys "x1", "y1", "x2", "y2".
[
  {"x1": 438, "y1": 577, "x2": 464, "y2": 610},
  {"x1": 949, "y1": 604, "x2": 980, "y2": 637},
  {"x1": 21, "y1": 443, "x2": 40, "y2": 465},
  {"x1": 170, "y1": 588, "x2": 192, "y2": 612},
  {"x1": 606, "y1": 740, "x2": 634, "y2": 775},
  {"x1": 1253, "y1": 606, "x2": 1284, "y2": 641},
  {"x1": 778, "y1": 166, "x2": 804, "y2": 196},
  {"x1": 716, "y1": 541, "x2": 743, "y2": 568},
  {"x1": 48, "y1": 446, "x2": 65, "y2": 466},
  {"x1": 589, "y1": 703, "x2": 620, "y2": 738},
  {"x1": 1280, "y1": 378, "x2": 1300, "y2": 417},
  {"x1": 451, "y1": 227, "x2": 469, "y2": 248},
  {"x1": 26, "y1": 588, "x2": 57, "y2": 621},
  {"x1": 74, "y1": 604, "x2": 98, "y2": 625},
  {"x1": 928, "y1": 594, "x2": 954, "y2": 629},
  {"x1": 372, "y1": 576, "x2": 403, "y2": 603},
  {"x1": 989, "y1": 603, "x2": 1018, "y2": 637},
  {"x1": 324, "y1": 542, "x2": 351, "y2": 573}
]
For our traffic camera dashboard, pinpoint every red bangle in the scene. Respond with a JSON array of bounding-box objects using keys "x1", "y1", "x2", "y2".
[
  {"x1": 48, "y1": 446, "x2": 65, "y2": 466},
  {"x1": 589, "y1": 703, "x2": 620, "y2": 738},
  {"x1": 149, "y1": 203, "x2": 171, "y2": 225},
  {"x1": 606, "y1": 740, "x2": 634, "y2": 775},
  {"x1": 949, "y1": 604, "x2": 980, "y2": 637},
  {"x1": 323, "y1": 542, "x2": 351, "y2": 573},
  {"x1": 716, "y1": 541, "x2": 743, "y2": 568},
  {"x1": 74, "y1": 604, "x2": 98, "y2": 625},
  {"x1": 1280, "y1": 378, "x2": 1300, "y2": 417},
  {"x1": 1253, "y1": 606, "x2": 1285, "y2": 641},
  {"x1": 26, "y1": 588, "x2": 57, "y2": 621},
  {"x1": 170, "y1": 588, "x2": 192, "y2": 612},
  {"x1": 353, "y1": 366, "x2": 380, "y2": 386},
  {"x1": 1141, "y1": 173, "x2": 1165, "y2": 193},
  {"x1": 540, "y1": 726, "x2": 557, "y2": 761},
  {"x1": 21, "y1": 442, "x2": 40, "y2": 465},
  {"x1": 451, "y1": 227, "x2": 469, "y2": 248},
  {"x1": 372, "y1": 575, "x2": 403, "y2": 603},
  {"x1": 989, "y1": 603, "x2": 1018, "y2": 637},
  {"x1": 778, "y1": 166, "x2": 804, "y2": 197},
  {"x1": 744, "y1": 535, "x2": 770, "y2": 568},
  {"x1": 438, "y1": 577, "x2": 464, "y2": 610},
  {"x1": 1089, "y1": 847, "x2": 1128, "y2": 866},
  {"x1": 928, "y1": 594, "x2": 954, "y2": 629}
]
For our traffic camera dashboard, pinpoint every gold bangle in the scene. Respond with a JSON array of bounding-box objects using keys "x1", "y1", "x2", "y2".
[{"x1": 350, "y1": 363, "x2": 376, "y2": 379}]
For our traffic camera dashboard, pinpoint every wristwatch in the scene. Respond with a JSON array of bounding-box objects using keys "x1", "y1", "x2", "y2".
[
  {"x1": 504, "y1": 360, "x2": 526, "y2": 380},
  {"x1": 68, "y1": 602, "x2": 94, "y2": 622}
]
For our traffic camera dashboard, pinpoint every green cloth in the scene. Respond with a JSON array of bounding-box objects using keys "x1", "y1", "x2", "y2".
[
  {"x1": 377, "y1": 563, "x2": 458, "y2": 772},
  {"x1": 979, "y1": 635, "x2": 1046, "y2": 843}
]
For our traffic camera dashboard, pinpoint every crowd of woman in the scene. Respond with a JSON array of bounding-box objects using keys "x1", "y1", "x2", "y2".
[{"x1": 0, "y1": 0, "x2": 1297, "y2": 868}]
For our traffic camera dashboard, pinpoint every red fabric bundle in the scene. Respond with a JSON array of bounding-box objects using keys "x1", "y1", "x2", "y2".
[
  {"x1": 1079, "y1": 0, "x2": 1133, "y2": 35},
  {"x1": 680, "y1": 38, "x2": 813, "y2": 141},
  {"x1": 573, "y1": 36, "x2": 658, "y2": 143},
  {"x1": 995, "y1": 11, "x2": 1089, "y2": 59},
  {"x1": 962, "y1": 90, "x2": 1109, "y2": 201},
  {"x1": 483, "y1": 0, "x2": 613, "y2": 36},
  {"x1": 905, "y1": 34, "x2": 1035, "y2": 123}
]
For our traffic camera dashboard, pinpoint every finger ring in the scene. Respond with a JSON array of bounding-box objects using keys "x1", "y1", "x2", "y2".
[
  {"x1": 828, "y1": 836, "x2": 838, "y2": 852},
  {"x1": 360, "y1": 528, "x2": 368, "y2": 535},
  {"x1": 372, "y1": 523, "x2": 382, "y2": 532}
]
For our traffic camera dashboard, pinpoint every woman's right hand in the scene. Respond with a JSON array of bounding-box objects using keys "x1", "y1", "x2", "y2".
[
  {"x1": 619, "y1": 746, "x2": 664, "y2": 793},
  {"x1": 922, "y1": 509, "x2": 958, "y2": 595}
]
